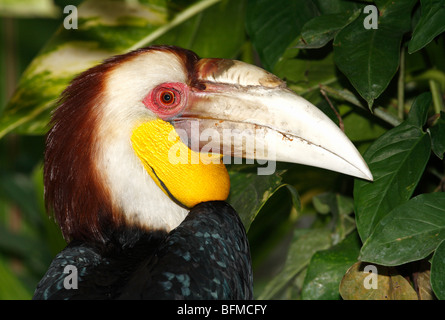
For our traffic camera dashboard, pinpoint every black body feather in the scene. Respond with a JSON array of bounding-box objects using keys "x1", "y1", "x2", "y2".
[{"x1": 33, "y1": 201, "x2": 253, "y2": 300}]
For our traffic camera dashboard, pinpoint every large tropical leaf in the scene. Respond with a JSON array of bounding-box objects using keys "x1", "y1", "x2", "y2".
[
  {"x1": 301, "y1": 232, "x2": 361, "y2": 300},
  {"x1": 258, "y1": 228, "x2": 332, "y2": 299},
  {"x1": 0, "y1": 0, "x2": 224, "y2": 139},
  {"x1": 333, "y1": 0, "x2": 417, "y2": 107},
  {"x1": 245, "y1": 0, "x2": 318, "y2": 71},
  {"x1": 353, "y1": 93, "x2": 432, "y2": 241},
  {"x1": 408, "y1": 0, "x2": 445, "y2": 53},
  {"x1": 360, "y1": 192, "x2": 445, "y2": 266},
  {"x1": 0, "y1": 0, "x2": 59, "y2": 18},
  {"x1": 431, "y1": 240, "x2": 445, "y2": 299}
]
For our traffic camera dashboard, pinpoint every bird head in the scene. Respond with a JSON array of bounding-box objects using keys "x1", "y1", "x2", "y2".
[{"x1": 44, "y1": 45, "x2": 372, "y2": 244}]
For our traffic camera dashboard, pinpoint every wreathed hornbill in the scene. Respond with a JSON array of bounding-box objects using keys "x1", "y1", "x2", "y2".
[{"x1": 33, "y1": 45, "x2": 372, "y2": 300}]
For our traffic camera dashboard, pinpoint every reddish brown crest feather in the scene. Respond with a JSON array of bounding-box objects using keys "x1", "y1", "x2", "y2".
[{"x1": 44, "y1": 45, "x2": 201, "y2": 245}]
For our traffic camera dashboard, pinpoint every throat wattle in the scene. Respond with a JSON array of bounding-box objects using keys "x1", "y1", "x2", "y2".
[{"x1": 130, "y1": 119, "x2": 230, "y2": 209}]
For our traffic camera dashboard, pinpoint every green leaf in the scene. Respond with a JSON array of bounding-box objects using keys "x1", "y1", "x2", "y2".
[
  {"x1": 429, "y1": 111, "x2": 445, "y2": 160},
  {"x1": 273, "y1": 51, "x2": 338, "y2": 96},
  {"x1": 295, "y1": 10, "x2": 361, "y2": 49},
  {"x1": 319, "y1": 85, "x2": 402, "y2": 127},
  {"x1": 360, "y1": 192, "x2": 445, "y2": 266},
  {"x1": 245, "y1": 0, "x2": 318, "y2": 70},
  {"x1": 431, "y1": 239, "x2": 445, "y2": 299},
  {"x1": 0, "y1": 0, "x2": 59, "y2": 18},
  {"x1": 258, "y1": 228, "x2": 332, "y2": 299},
  {"x1": 313, "y1": 192, "x2": 356, "y2": 242},
  {"x1": 31, "y1": 164, "x2": 65, "y2": 256},
  {"x1": 301, "y1": 231, "x2": 361, "y2": 300},
  {"x1": 0, "y1": 258, "x2": 32, "y2": 299},
  {"x1": 312, "y1": 0, "x2": 361, "y2": 14},
  {"x1": 333, "y1": 0, "x2": 417, "y2": 107},
  {"x1": 354, "y1": 94, "x2": 432, "y2": 241},
  {"x1": 408, "y1": 0, "x2": 445, "y2": 53},
  {"x1": 405, "y1": 92, "x2": 432, "y2": 128},
  {"x1": 0, "y1": 0, "x2": 222, "y2": 138},
  {"x1": 340, "y1": 104, "x2": 388, "y2": 150},
  {"x1": 313, "y1": 192, "x2": 354, "y2": 216},
  {"x1": 0, "y1": 172, "x2": 43, "y2": 230},
  {"x1": 227, "y1": 167, "x2": 299, "y2": 232},
  {"x1": 153, "y1": 0, "x2": 246, "y2": 59}
]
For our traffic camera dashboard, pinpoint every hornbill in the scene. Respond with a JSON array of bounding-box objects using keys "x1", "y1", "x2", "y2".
[{"x1": 33, "y1": 45, "x2": 372, "y2": 300}]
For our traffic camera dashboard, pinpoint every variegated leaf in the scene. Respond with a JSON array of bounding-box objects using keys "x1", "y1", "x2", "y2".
[{"x1": 0, "y1": 0, "x2": 221, "y2": 138}]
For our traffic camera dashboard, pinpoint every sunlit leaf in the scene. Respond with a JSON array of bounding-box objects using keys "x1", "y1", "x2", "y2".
[
  {"x1": 0, "y1": 0, "x2": 222, "y2": 138},
  {"x1": 0, "y1": 0, "x2": 59, "y2": 18}
]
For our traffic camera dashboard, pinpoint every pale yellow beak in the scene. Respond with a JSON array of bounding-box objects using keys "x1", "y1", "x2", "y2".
[{"x1": 172, "y1": 58, "x2": 373, "y2": 181}]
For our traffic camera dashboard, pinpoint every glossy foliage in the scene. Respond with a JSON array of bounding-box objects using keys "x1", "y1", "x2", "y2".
[{"x1": 1, "y1": 0, "x2": 445, "y2": 300}]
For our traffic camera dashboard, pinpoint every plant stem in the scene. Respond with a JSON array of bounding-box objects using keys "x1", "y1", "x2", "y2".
[
  {"x1": 320, "y1": 86, "x2": 344, "y2": 132},
  {"x1": 429, "y1": 79, "x2": 444, "y2": 114},
  {"x1": 2, "y1": 18, "x2": 17, "y2": 113},
  {"x1": 319, "y1": 84, "x2": 401, "y2": 127},
  {"x1": 397, "y1": 47, "x2": 405, "y2": 120},
  {"x1": 128, "y1": 0, "x2": 221, "y2": 51}
]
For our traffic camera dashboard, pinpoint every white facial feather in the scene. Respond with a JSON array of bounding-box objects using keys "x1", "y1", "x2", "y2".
[{"x1": 95, "y1": 50, "x2": 189, "y2": 232}]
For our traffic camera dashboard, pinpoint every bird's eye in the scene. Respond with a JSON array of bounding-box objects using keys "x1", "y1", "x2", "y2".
[
  {"x1": 143, "y1": 83, "x2": 189, "y2": 120},
  {"x1": 156, "y1": 88, "x2": 180, "y2": 109},
  {"x1": 160, "y1": 90, "x2": 175, "y2": 106}
]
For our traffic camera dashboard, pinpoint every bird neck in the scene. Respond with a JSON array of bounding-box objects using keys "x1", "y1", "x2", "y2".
[
  {"x1": 89, "y1": 225, "x2": 169, "y2": 256},
  {"x1": 96, "y1": 120, "x2": 191, "y2": 234}
]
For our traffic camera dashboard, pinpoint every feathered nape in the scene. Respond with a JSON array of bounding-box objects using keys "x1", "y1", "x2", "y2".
[{"x1": 44, "y1": 53, "x2": 123, "y2": 245}]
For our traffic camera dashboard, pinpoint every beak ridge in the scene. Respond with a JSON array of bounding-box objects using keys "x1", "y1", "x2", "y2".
[{"x1": 173, "y1": 59, "x2": 373, "y2": 181}]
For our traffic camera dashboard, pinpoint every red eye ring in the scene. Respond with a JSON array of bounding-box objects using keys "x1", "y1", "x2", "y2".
[{"x1": 143, "y1": 82, "x2": 189, "y2": 120}]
